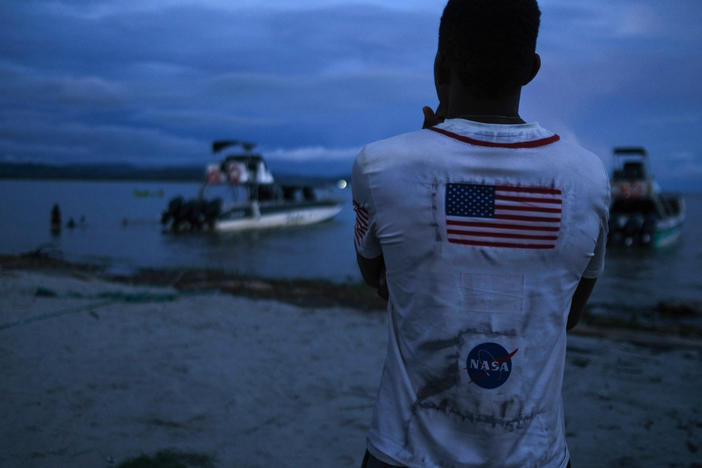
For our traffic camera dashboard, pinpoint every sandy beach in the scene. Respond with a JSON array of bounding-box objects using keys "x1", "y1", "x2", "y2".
[{"x1": 1, "y1": 262, "x2": 701, "y2": 468}]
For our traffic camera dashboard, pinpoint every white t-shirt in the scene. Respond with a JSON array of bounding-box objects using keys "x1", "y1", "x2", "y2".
[{"x1": 352, "y1": 119, "x2": 609, "y2": 468}]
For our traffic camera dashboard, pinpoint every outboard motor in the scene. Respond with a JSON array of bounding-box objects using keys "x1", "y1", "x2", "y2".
[
  {"x1": 203, "y1": 198, "x2": 222, "y2": 230},
  {"x1": 639, "y1": 215, "x2": 657, "y2": 246},
  {"x1": 608, "y1": 214, "x2": 628, "y2": 246},
  {"x1": 162, "y1": 196, "x2": 184, "y2": 227},
  {"x1": 623, "y1": 214, "x2": 644, "y2": 247}
]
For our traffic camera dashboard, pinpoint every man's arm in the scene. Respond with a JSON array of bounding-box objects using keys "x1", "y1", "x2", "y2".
[
  {"x1": 352, "y1": 148, "x2": 386, "y2": 299},
  {"x1": 356, "y1": 253, "x2": 384, "y2": 288},
  {"x1": 567, "y1": 277, "x2": 597, "y2": 330},
  {"x1": 356, "y1": 253, "x2": 389, "y2": 301}
]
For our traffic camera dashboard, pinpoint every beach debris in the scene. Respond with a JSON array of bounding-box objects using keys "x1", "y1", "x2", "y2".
[
  {"x1": 568, "y1": 356, "x2": 590, "y2": 368},
  {"x1": 115, "y1": 449, "x2": 215, "y2": 468},
  {"x1": 34, "y1": 287, "x2": 58, "y2": 297},
  {"x1": 657, "y1": 301, "x2": 700, "y2": 317},
  {"x1": 32, "y1": 288, "x2": 176, "y2": 303},
  {"x1": 19, "y1": 244, "x2": 63, "y2": 261}
]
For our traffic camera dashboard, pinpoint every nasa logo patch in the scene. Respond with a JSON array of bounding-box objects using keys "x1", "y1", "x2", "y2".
[{"x1": 466, "y1": 342, "x2": 518, "y2": 389}]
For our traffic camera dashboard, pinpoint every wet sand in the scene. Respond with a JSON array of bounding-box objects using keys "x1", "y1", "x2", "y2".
[{"x1": 0, "y1": 264, "x2": 700, "y2": 467}]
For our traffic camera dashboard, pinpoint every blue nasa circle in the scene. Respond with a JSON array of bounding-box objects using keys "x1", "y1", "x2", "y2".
[{"x1": 466, "y1": 342, "x2": 514, "y2": 389}]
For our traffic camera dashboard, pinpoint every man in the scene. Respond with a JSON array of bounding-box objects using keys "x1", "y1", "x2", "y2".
[{"x1": 352, "y1": 1, "x2": 609, "y2": 467}]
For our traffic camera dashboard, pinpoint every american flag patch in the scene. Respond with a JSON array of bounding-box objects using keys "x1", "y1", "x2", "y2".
[
  {"x1": 353, "y1": 200, "x2": 370, "y2": 246},
  {"x1": 446, "y1": 183, "x2": 562, "y2": 249}
]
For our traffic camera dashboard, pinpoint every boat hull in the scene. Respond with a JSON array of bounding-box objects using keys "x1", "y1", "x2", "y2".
[
  {"x1": 215, "y1": 201, "x2": 342, "y2": 232},
  {"x1": 653, "y1": 213, "x2": 685, "y2": 248},
  {"x1": 608, "y1": 195, "x2": 685, "y2": 249}
]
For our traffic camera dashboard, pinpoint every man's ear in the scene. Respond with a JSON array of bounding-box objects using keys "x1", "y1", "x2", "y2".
[{"x1": 522, "y1": 53, "x2": 541, "y2": 86}]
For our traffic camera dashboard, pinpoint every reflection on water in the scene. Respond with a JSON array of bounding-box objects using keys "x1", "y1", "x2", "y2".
[{"x1": 595, "y1": 237, "x2": 697, "y2": 306}]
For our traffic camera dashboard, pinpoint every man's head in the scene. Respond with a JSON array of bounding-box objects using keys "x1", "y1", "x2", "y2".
[{"x1": 437, "y1": 0, "x2": 541, "y2": 98}]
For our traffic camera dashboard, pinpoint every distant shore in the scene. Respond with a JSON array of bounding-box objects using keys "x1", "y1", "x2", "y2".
[{"x1": 0, "y1": 161, "x2": 348, "y2": 186}]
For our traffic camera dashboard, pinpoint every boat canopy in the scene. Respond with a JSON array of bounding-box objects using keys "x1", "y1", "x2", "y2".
[
  {"x1": 610, "y1": 146, "x2": 655, "y2": 199},
  {"x1": 613, "y1": 161, "x2": 647, "y2": 181},
  {"x1": 205, "y1": 140, "x2": 275, "y2": 185},
  {"x1": 212, "y1": 140, "x2": 256, "y2": 153},
  {"x1": 612, "y1": 146, "x2": 651, "y2": 182}
]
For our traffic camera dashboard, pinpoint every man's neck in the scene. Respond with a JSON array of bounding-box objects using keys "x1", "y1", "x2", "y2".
[{"x1": 445, "y1": 85, "x2": 524, "y2": 124}]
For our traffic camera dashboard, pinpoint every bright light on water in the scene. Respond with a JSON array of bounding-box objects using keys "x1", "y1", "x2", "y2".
[{"x1": 336, "y1": 179, "x2": 348, "y2": 190}]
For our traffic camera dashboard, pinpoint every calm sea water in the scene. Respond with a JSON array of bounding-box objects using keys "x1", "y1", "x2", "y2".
[{"x1": 1, "y1": 180, "x2": 700, "y2": 309}]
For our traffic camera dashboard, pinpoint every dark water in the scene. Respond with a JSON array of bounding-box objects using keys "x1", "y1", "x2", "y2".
[
  {"x1": 0, "y1": 179, "x2": 358, "y2": 280},
  {"x1": 1, "y1": 179, "x2": 700, "y2": 309}
]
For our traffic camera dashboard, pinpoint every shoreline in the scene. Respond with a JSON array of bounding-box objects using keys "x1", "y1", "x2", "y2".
[
  {"x1": 2, "y1": 251, "x2": 700, "y2": 349},
  {"x1": 0, "y1": 252, "x2": 387, "y2": 312}
]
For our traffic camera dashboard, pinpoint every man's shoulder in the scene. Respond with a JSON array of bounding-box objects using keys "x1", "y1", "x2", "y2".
[
  {"x1": 355, "y1": 128, "x2": 437, "y2": 170},
  {"x1": 553, "y1": 138, "x2": 609, "y2": 187}
]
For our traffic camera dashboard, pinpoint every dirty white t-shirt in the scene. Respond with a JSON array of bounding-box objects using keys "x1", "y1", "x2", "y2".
[{"x1": 352, "y1": 119, "x2": 609, "y2": 468}]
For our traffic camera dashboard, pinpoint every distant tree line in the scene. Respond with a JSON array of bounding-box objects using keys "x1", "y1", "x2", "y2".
[
  {"x1": 0, "y1": 161, "x2": 347, "y2": 186},
  {"x1": 0, "y1": 162, "x2": 206, "y2": 182}
]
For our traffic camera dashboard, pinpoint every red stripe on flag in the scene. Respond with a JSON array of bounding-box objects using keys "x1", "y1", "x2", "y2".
[
  {"x1": 448, "y1": 239, "x2": 555, "y2": 249},
  {"x1": 353, "y1": 199, "x2": 370, "y2": 247}
]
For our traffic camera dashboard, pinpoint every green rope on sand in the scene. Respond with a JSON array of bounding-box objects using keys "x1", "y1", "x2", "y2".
[
  {"x1": 0, "y1": 300, "x2": 115, "y2": 331},
  {"x1": 96, "y1": 291, "x2": 177, "y2": 303},
  {"x1": 116, "y1": 449, "x2": 215, "y2": 468},
  {"x1": 1, "y1": 289, "x2": 178, "y2": 331}
]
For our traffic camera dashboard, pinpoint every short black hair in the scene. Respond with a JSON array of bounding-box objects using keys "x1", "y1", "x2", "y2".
[{"x1": 438, "y1": 0, "x2": 541, "y2": 97}]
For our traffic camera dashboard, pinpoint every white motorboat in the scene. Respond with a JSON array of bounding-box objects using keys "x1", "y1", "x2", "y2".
[
  {"x1": 608, "y1": 147, "x2": 685, "y2": 248},
  {"x1": 161, "y1": 140, "x2": 342, "y2": 232}
]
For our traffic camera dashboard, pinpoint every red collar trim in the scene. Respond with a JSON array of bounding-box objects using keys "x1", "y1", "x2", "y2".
[{"x1": 429, "y1": 126, "x2": 560, "y2": 148}]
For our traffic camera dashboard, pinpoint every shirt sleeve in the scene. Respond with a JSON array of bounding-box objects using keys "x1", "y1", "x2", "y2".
[
  {"x1": 582, "y1": 221, "x2": 607, "y2": 278},
  {"x1": 582, "y1": 175, "x2": 610, "y2": 279},
  {"x1": 352, "y1": 150, "x2": 382, "y2": 259}
]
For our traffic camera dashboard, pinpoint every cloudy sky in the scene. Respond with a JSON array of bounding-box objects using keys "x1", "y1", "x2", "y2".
[{"x1": 1, "y1": 0, "x2": 701, "y2": 190}]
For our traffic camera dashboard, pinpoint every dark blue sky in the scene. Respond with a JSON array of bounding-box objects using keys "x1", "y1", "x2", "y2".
[{"x1": 1, "y1": 0, "x2": 701, "y2": 190}]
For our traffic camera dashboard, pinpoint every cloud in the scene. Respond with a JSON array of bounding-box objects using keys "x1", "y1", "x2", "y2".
[
  {"x1": 0, "y1": 62, "x2": 125, "y2": 108},
  {"x1": 0, "y1": 2, "x2": 437, "y2": 149},
  {"x1": 0, "y1": 0, "x2": 701, "y2": 190},
  {"x1": 0, "y1": 113, "x2": 204, "y2": 164},
  {"x1": 30, "y1": 0, "x2": 442, "y2": 19}
]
